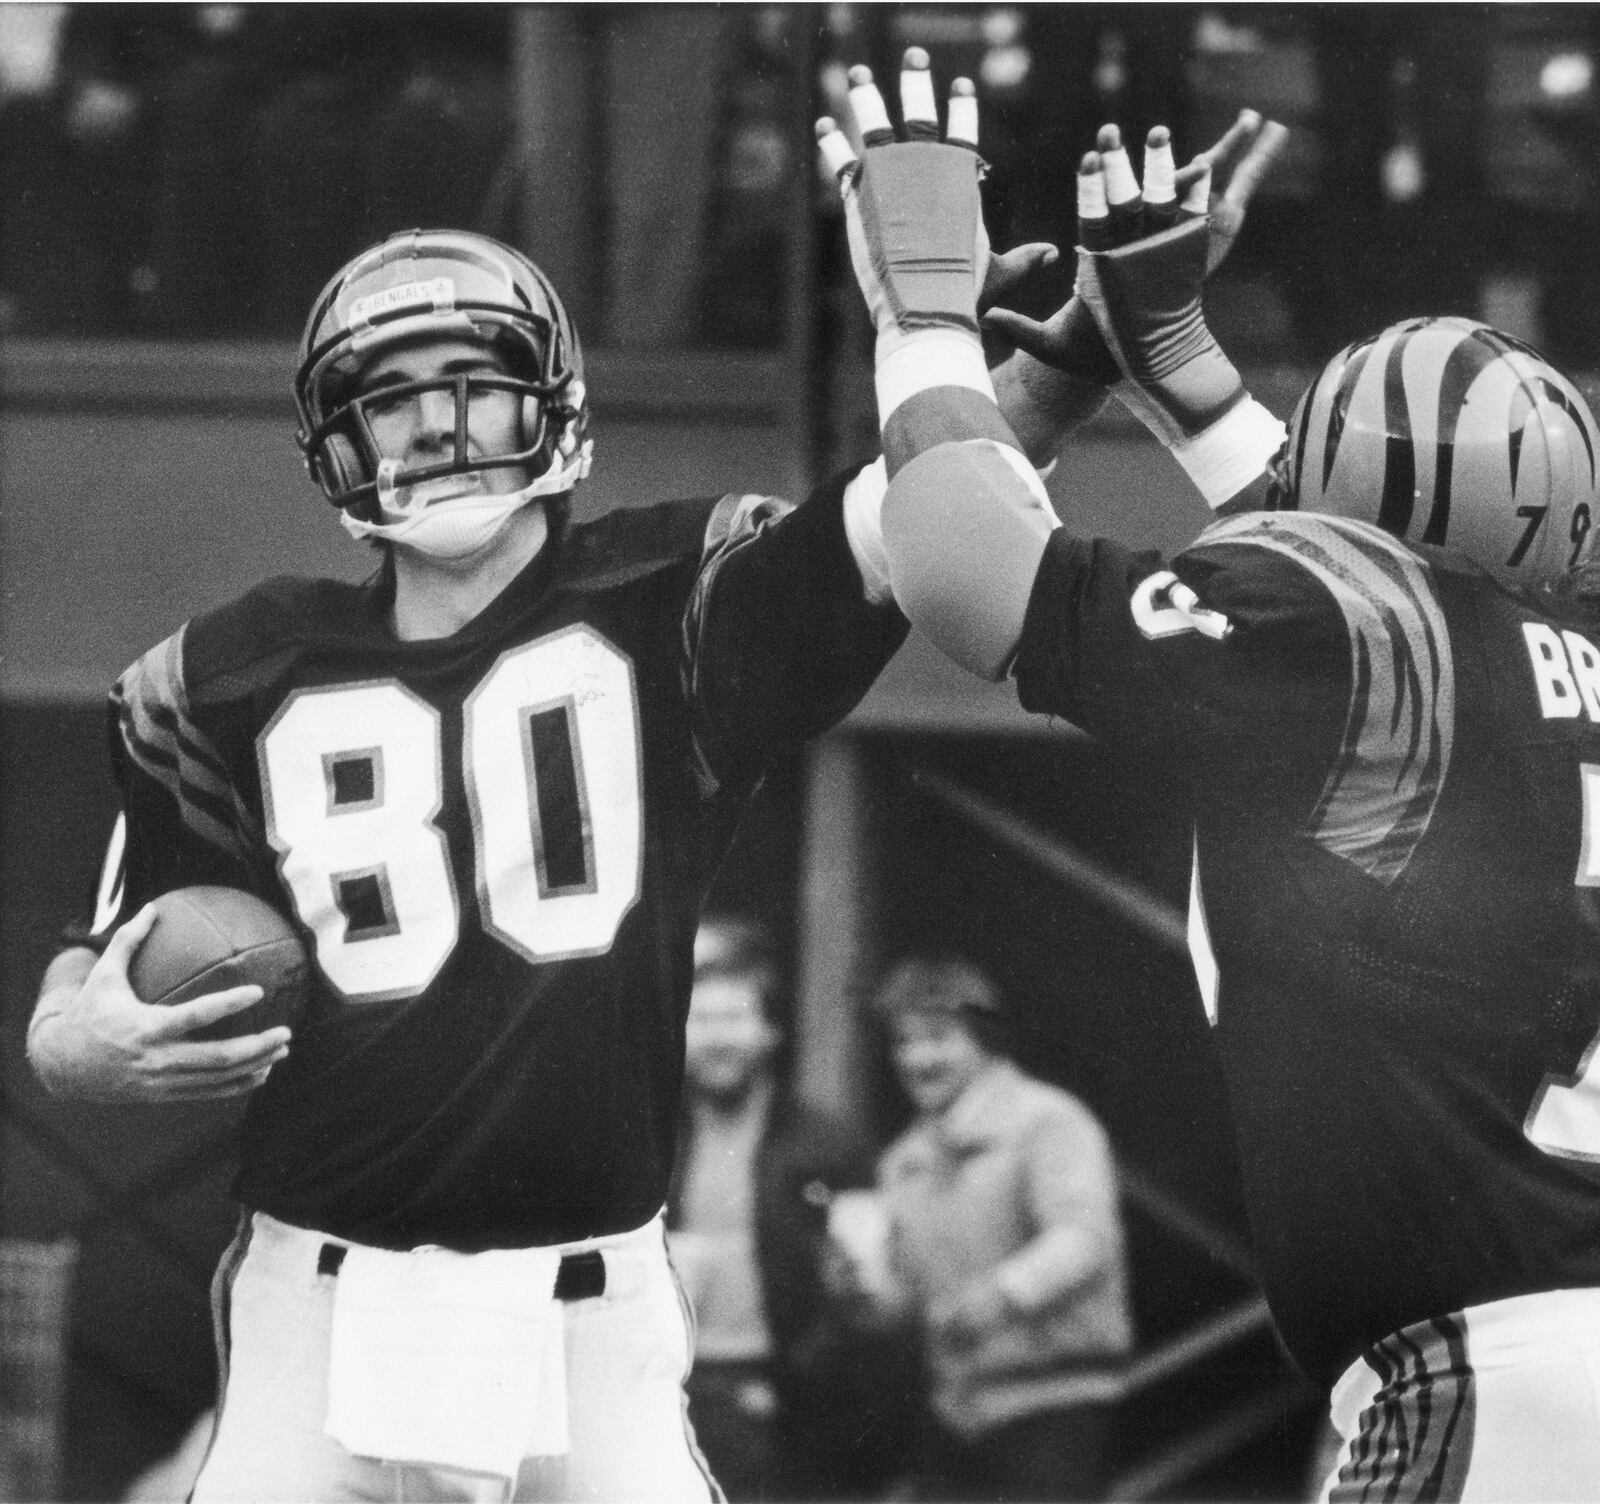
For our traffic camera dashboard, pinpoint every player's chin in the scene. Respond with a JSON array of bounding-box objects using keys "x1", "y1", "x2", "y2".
[{"x1": 474, "y1": 461, "x2": 532, "y2": 499}]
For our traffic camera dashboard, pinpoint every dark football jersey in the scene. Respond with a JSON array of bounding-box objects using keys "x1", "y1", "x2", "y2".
[
  {"x1": 95, "y1": 475, "x2": 905, "y2": 1251},
  {"x1": 1014, "y1": 510, "x2": 1600, "y2": 1385}
]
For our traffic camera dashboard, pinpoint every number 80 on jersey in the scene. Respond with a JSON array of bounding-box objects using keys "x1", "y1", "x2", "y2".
[{"x1": 257, "y1": 627, "x2": 643, "y2": 1001}]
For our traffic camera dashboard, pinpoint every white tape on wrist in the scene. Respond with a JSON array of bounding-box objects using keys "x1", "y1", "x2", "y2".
[
  {"x1": 875, "y1": 328, "x2": 995, "y2": 426},
  {"x1": 1169, "y1": 397, "x2": 1286, "y2": 510}
]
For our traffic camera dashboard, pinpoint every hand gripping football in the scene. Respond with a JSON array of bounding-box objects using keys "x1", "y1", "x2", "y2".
[{"x1": 128, "y1": 887, "x2": 309, "y2": 1042}]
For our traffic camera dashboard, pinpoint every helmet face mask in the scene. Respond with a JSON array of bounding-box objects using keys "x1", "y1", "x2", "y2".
[
  {"x1": 1272, "y1": 317, "x2": 1600, "y2": 605},
  {"x1": 295, "y1": 230, "x2": 591, "y2": 521},
  {"x1": 312, "y1": 368, "x2": 562, "y2": 516}
]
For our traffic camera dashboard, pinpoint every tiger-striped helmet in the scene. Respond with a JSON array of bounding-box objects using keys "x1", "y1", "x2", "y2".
[
  {"x1": 1271, "y1": 317, "x2": 1600, "y2": 598},
  {"x1": 295, "y1": 230, "x2": 591, "y2": 520}
]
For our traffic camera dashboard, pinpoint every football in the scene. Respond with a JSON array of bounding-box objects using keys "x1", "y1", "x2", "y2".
[{"x1": 129, "y1": 887, "x2": 310, "y2": 1042}]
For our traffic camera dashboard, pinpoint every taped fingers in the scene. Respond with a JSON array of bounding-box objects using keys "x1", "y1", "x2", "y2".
[
  {"x1": 1079, "y1": 152, "x2": 1112, "y2": 251},
  {"x1": 900, "y1": 47, "x2": 939, "y2": 140},
  {"x1": 1145, "y1": 126, "x2": 1178, "y2": 228},
  {"x1": 816, "y1": 116, "x2": 859, "y2": 185},
  {"x1": 824, "y1": 52, "x2": 981, "y2": 159},
  {"x1": 946, "y1": 77, "x2": 979, "y2": 148},
  {"x1": 1098, "y1": 124, "x2": 1145, "y2": 244},
  {"x1": 848, "y1": 65, "x2": 894, "y2": 146}
]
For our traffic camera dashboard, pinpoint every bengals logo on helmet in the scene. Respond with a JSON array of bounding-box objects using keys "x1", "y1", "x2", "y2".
[{"x1": 1273, "y1": 316, "x2": 1600, "y2": 595}]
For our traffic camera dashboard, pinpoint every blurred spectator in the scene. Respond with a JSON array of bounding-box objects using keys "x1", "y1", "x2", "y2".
[
  {"x1": 830, "y1": 958, "x2": 1133, "y2": 1504},
  {"x1": 668, "y1": 917, "x2": 913, "y2": 1501}
]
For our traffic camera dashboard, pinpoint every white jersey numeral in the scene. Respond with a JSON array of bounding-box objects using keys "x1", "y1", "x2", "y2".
[
  {"x1": 1526, "y1": 762, "x2": 1600, "y2": 1160},
  {"x1": 466, "y1": 629, "x2": 642, "y2": 963},
  {"x1": 258, "y1": 630, "x2": 643, "y2": 1001},
  {"x1": 1131, "y1": 571, "x2": 1232, "y2": 642},
  {"x1": 261, "y1": 681, "x2": 459, "y2": 1000}
]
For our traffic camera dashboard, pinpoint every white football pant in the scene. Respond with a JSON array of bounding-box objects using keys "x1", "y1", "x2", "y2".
[
  {"x1": 1317, "y1": 1286, "x2": 1600, "y2": 1502},
  {"x1": 191, "y1": 1210, "x2": 720, "y2": 1503}
]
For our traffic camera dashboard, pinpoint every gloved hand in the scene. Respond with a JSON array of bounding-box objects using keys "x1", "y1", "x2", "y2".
[
  {"x1": 982, "y1": 112, "x2": 1288, "y2": 392},
  {"x1": 1076, "y1": 209, "x2": 1243, "y2": 445},
  {"x1": 818, "y1": 49, "x2": 1029, "y2": 478},
  {"x1": 816, "y1": 48, "x2": 989, "y2": 351},
  {"x1": 1070, "y1": 122, "x2": 1289, "y2": 508}
]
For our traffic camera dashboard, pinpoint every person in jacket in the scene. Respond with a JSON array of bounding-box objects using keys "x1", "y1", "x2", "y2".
[
  {"x1": 670, "y1": 916, "x2": 913, "y2": 1500},
  {"x1": 831, "y1": 956, "x2": 1133, "y2": 1503}
]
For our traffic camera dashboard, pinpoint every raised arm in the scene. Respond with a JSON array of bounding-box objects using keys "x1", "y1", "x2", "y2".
[
  {"x1": 819, "y1": 63, "x2": 1290, "y2": 681},
  {"x1": 815, "y1": 53, "x2": 1055, "y2": 680},
  {"x1": 985, "y1": 109, "x2": 1288, "y2": 469}
]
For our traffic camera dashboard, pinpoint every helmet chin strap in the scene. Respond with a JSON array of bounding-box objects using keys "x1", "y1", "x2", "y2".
[{"x1": 340, "y1": 442, "x2": 594, "y2": 559}]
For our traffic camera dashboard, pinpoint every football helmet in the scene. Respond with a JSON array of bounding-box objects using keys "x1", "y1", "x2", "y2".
[
  {"x1": 294, "y1": 229, "x2": 592, "y2": 522},
  {"x1": 1270, "y1": 316, "x2": 1600, "y2": 599}
]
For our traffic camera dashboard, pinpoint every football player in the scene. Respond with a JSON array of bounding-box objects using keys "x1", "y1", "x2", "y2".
[
  {"x1": 27, "y1": 221, "x2": 916, "y2": 1498},
  {"x1": 825, "y1": 63, "x2": 1600, "y2": 1502}
]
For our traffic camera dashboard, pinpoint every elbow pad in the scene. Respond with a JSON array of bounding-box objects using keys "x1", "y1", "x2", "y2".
[{"x1": 882, "y1": 440, "x2": 1058, "y2": 681}]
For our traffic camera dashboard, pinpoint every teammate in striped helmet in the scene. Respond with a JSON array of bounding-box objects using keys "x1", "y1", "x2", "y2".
[
  {"x1": 1271, "y1": 315, "x2": 1600, "y2": 602},
  {"x1": 831, "y1": 57, "x2": 1600, "y2": 1504}
]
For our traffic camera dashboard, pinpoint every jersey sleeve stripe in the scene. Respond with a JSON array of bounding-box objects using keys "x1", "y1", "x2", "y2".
[
  {"x1": 698, "y1": 492, "x2": 790, "y2": 564},
  {"x1": 683, "y1": 492, "x2": 794, "y2": 796},
  {"x1": 1196, "y1": 513, "x2": 1454, "y2": 885},
  {"x1": 115, "y1": 627, "x2": 256, "y2": 865}
]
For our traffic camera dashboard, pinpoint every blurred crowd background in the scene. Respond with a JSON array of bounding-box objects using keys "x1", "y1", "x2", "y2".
[
  {"x1": 3, "y1": 3, "x2": 1600, "y2": 365},
  {"x1": 4, "y1": 5, "x2": 1599, "y2": 1502}
]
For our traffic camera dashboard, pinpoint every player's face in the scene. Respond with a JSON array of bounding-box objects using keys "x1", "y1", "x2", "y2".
[
  {"x1": 357, "y1": 336, "x2": 527, "y2": 497},
  {"x1": 890, "y1": 1010, "x2": 988, "y2": 1117},
  {"x1": 684, "y1": 973, "x2": 778, "y2": 1101}
]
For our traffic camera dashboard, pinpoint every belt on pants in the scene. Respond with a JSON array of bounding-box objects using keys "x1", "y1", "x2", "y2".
[{"x1": 315, "y1": 1242, "x2": 608, "y2": 1301}]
